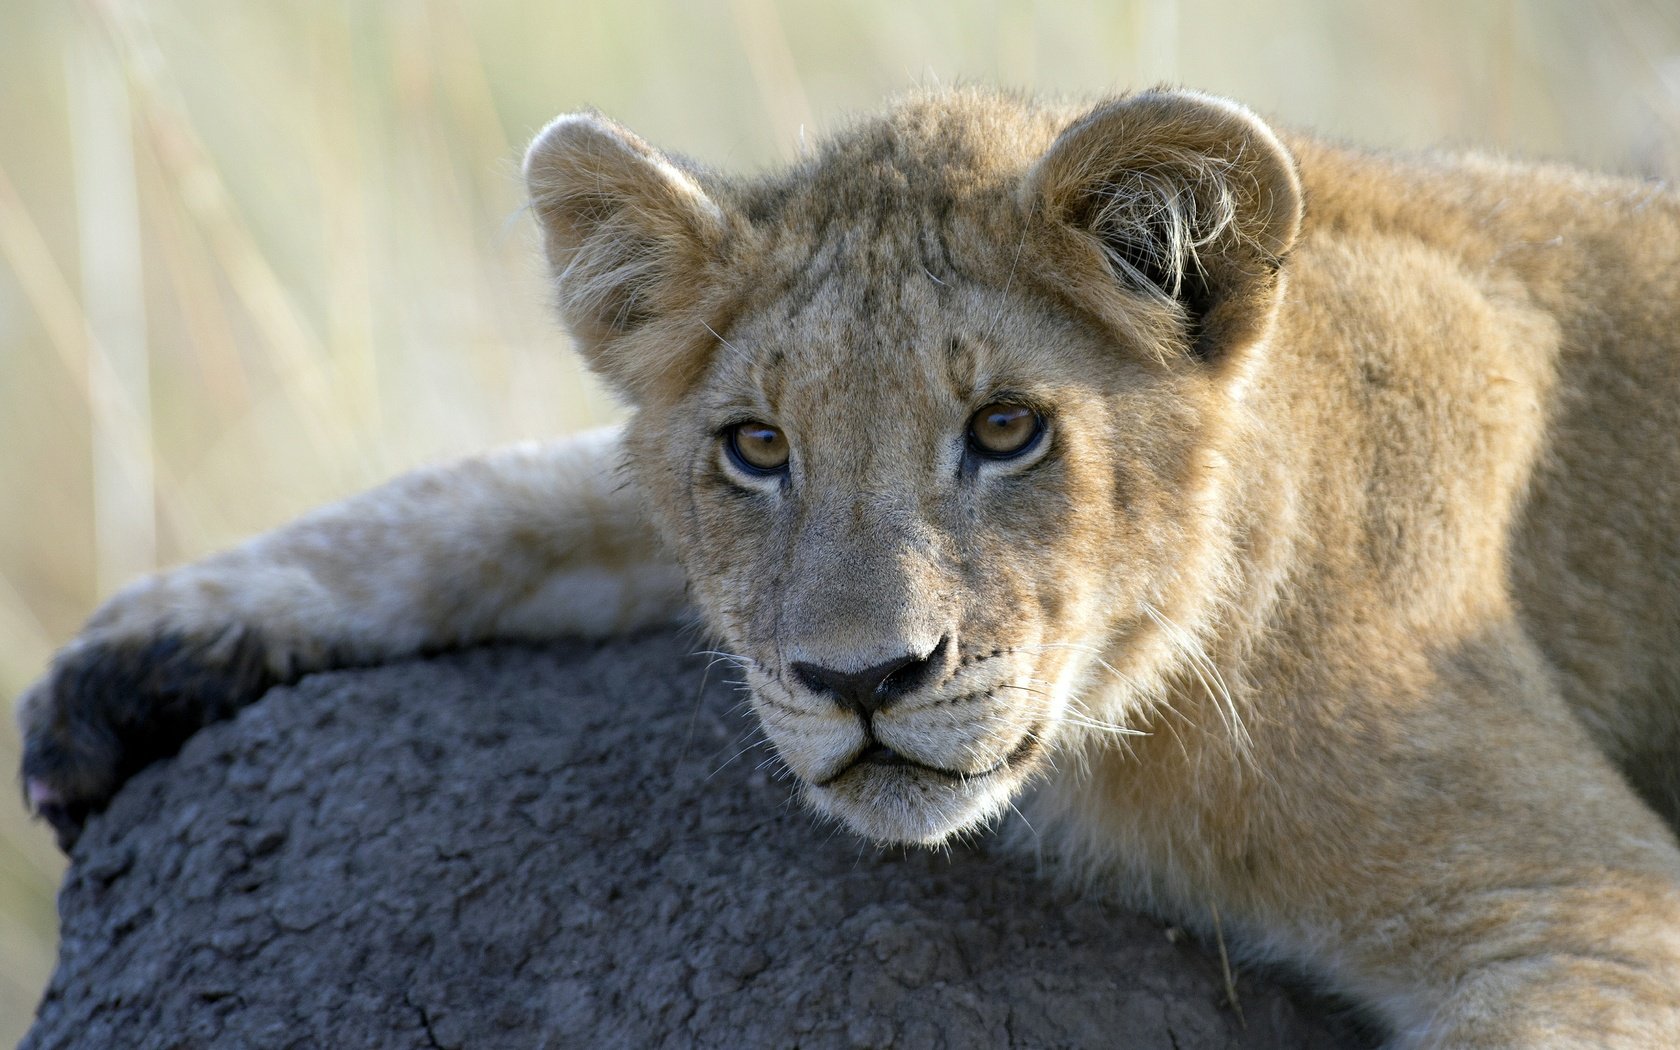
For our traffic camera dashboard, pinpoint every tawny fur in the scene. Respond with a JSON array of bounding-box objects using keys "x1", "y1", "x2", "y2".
[{"x1": 20, "y1": 88, "x2": 1680, "y2": 1048}]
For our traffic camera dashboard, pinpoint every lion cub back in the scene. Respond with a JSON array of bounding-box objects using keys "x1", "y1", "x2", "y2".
[{"x1": 1288, "y1": 137, "x2": 1680, "y2": 815}]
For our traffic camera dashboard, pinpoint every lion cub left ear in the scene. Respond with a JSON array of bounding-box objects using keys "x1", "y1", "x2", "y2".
[
  {"x1": 524, "y1": 113, "x2": 732, "y2": 402},
  {"x1": 1022, "y1": 90, "x2": 1303, "y2": 366}
]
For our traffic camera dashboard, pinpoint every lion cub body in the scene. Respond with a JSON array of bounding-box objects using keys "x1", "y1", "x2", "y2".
[
  {"x1": 21, "y1": 90, "x2": 1680, "y2": 1046},
  {"x1": 1045, "y1": 132, "x2": 1680, "y2": 993},
  {"x1": 1281, "y1": 139, "x2": 1680, "y2": 815}
]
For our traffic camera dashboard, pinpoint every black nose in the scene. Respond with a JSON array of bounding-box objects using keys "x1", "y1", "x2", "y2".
[{"x1": 791, "y1": 637, "x2": 948, "y2": 717}]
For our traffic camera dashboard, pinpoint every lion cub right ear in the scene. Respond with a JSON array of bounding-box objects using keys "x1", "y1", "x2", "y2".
[{"x1": 524, "y1": 114, "x2": 732, "y2": 402}]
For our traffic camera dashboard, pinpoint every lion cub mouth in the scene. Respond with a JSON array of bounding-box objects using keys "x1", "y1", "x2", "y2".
[
  {"x1": 816, "y1": 722, "x2": 1045, "y2": 788},
  {"x1": 813, "y1": 742, "x2": 934, "y2": 788},
  {"x1": 856, "y1": 743, "x2": 911, "y2": 767}
]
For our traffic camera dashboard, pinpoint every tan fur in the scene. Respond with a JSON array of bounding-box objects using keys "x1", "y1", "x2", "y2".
[{"x1": 21, "y1": 89, "x2": 1680, "y2": 1046}]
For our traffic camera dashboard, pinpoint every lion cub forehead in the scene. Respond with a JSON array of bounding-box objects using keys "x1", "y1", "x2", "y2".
[
  {"x1": 724, "y1": 93, "x2": 1068, "y2": 296},
  {"x1": 692, "y1": 91, "x2": 1124, "y2": 417},
  {"x1": 709, "y1": 298, "x2": 1081, "y2": 426},
  {"x1": 733, "y1": 158, "x2": 1020, "y2": 319}
]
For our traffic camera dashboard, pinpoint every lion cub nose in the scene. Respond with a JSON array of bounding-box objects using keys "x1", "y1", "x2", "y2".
[{"x1": 791, "y1": 637, "x2": 949, "y2": 717}]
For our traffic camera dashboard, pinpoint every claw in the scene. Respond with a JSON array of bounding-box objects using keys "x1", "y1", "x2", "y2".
[
  {"x1": 26, "y1": 779, "x2": 84, "y2": 851},
  {"x1": 25, "y1": 776, "x2": 58, "y2": 811}
]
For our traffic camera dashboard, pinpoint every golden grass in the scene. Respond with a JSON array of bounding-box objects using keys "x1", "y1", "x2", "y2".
[{"x1": 1, "y1": 0, "x2": 1676, "y2": 1041}]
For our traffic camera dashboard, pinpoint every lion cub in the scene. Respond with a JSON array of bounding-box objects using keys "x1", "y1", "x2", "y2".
[{"x1": 19, "y1": 88, "x2": 1680, "y2": 1046}]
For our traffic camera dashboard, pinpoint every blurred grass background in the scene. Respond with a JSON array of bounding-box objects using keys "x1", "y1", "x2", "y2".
[{"x1": 2, "y1": 0, "x2": 1678, "y2": 1040}]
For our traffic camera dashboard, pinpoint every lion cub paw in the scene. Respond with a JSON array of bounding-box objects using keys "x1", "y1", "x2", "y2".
[{"x1": 18, "y1": 628, "x2": 281, "y2": 851}]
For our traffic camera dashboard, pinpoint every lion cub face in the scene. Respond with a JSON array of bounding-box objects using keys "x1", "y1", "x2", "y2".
[
  {"x1": 525, "y1": 89, "x2": 1302, "y2": 843},
  {"x1": 650, "y1": 280, "x2": 1195, "y2": 843}
]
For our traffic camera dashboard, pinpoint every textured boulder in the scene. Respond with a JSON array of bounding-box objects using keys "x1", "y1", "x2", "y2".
[{"x1": 24, "y1": 634, "x2": 1369, "y2": 1048}]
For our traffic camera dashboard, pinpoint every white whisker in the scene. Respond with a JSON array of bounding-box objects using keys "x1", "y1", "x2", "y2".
[
  {"x1": 1141, "y1": 601, "x2": 1252, "y2": 759},
  {"x1": 1060, "y1": 712, "x2": 1151, "y2": 738},
  {"x1": 706, "y1": 731, "x2": 770, "y2": 781},
  {"x1": 701, "y1": 320, "x2": 753, "y2": 366}
]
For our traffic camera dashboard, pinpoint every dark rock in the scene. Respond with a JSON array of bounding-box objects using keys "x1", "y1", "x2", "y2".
[{"x1": 23, "y1": 633, "x2": 1371, "y2": 1049}]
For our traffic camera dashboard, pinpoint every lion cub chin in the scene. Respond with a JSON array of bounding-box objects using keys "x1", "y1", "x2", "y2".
[{"x1": 22, "y1": 87, "x2": 1680, "y2": 1047}]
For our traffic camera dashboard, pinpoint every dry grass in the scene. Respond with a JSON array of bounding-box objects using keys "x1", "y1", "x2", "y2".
[{"x1": 2, "y1": 0, "x2": 1677, "y2": 1041}]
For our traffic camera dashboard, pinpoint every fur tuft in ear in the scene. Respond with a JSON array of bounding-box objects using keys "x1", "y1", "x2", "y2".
[
  {"x1": 524, "y1": 113, "x2": 732, "y2": 401},
  {"x1": 1022, "y1": 90, "x2": 1303, "y2": 365}
]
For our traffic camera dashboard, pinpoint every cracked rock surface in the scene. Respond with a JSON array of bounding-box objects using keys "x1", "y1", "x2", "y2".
[{"x1": 24, "y1": 633, "x2": 1371, "y2": 1049}]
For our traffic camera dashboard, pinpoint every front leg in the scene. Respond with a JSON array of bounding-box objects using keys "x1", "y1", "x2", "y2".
[{"x1": 17, "y1": 426, "x2": 685, "y2": 849}]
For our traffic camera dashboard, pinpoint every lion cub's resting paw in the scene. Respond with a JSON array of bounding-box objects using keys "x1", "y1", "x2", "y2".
[{"x1": 19, "y1": 628, "x2": 281, "y2": 850}]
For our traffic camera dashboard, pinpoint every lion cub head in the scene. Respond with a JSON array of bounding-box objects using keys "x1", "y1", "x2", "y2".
[{"x1": 524, "y1": 89, "x2": 1301, "y2": 844}]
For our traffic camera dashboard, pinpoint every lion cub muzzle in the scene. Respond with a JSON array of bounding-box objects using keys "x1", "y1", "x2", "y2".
[
  {"x1": 791, "y1": 636, "x2": 965, "y2": 779},
  {"x1": 753, "y1": 628, "x2": 1063, "y2": 845}
]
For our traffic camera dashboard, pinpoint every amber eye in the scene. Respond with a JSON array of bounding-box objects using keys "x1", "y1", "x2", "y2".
[
  {"x1": 966, "y1": 403, "x2": 1043, "y2": 459},
  {"x1": 725, "y1": 421, "x2": 790, "y2": 475}
]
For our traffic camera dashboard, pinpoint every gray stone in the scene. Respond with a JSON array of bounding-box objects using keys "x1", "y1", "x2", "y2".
[{"x1": 23, "y1": 633, "x2": 1372, "y2": 1049}]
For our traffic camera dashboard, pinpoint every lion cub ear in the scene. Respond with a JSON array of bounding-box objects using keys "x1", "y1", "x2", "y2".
[
  {"x1": 1022, "y1": 90, "x2": 1303, "y2": 366},
  {"x1": 524, "y1": 113, "x2": 731, "y2": 402}
]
